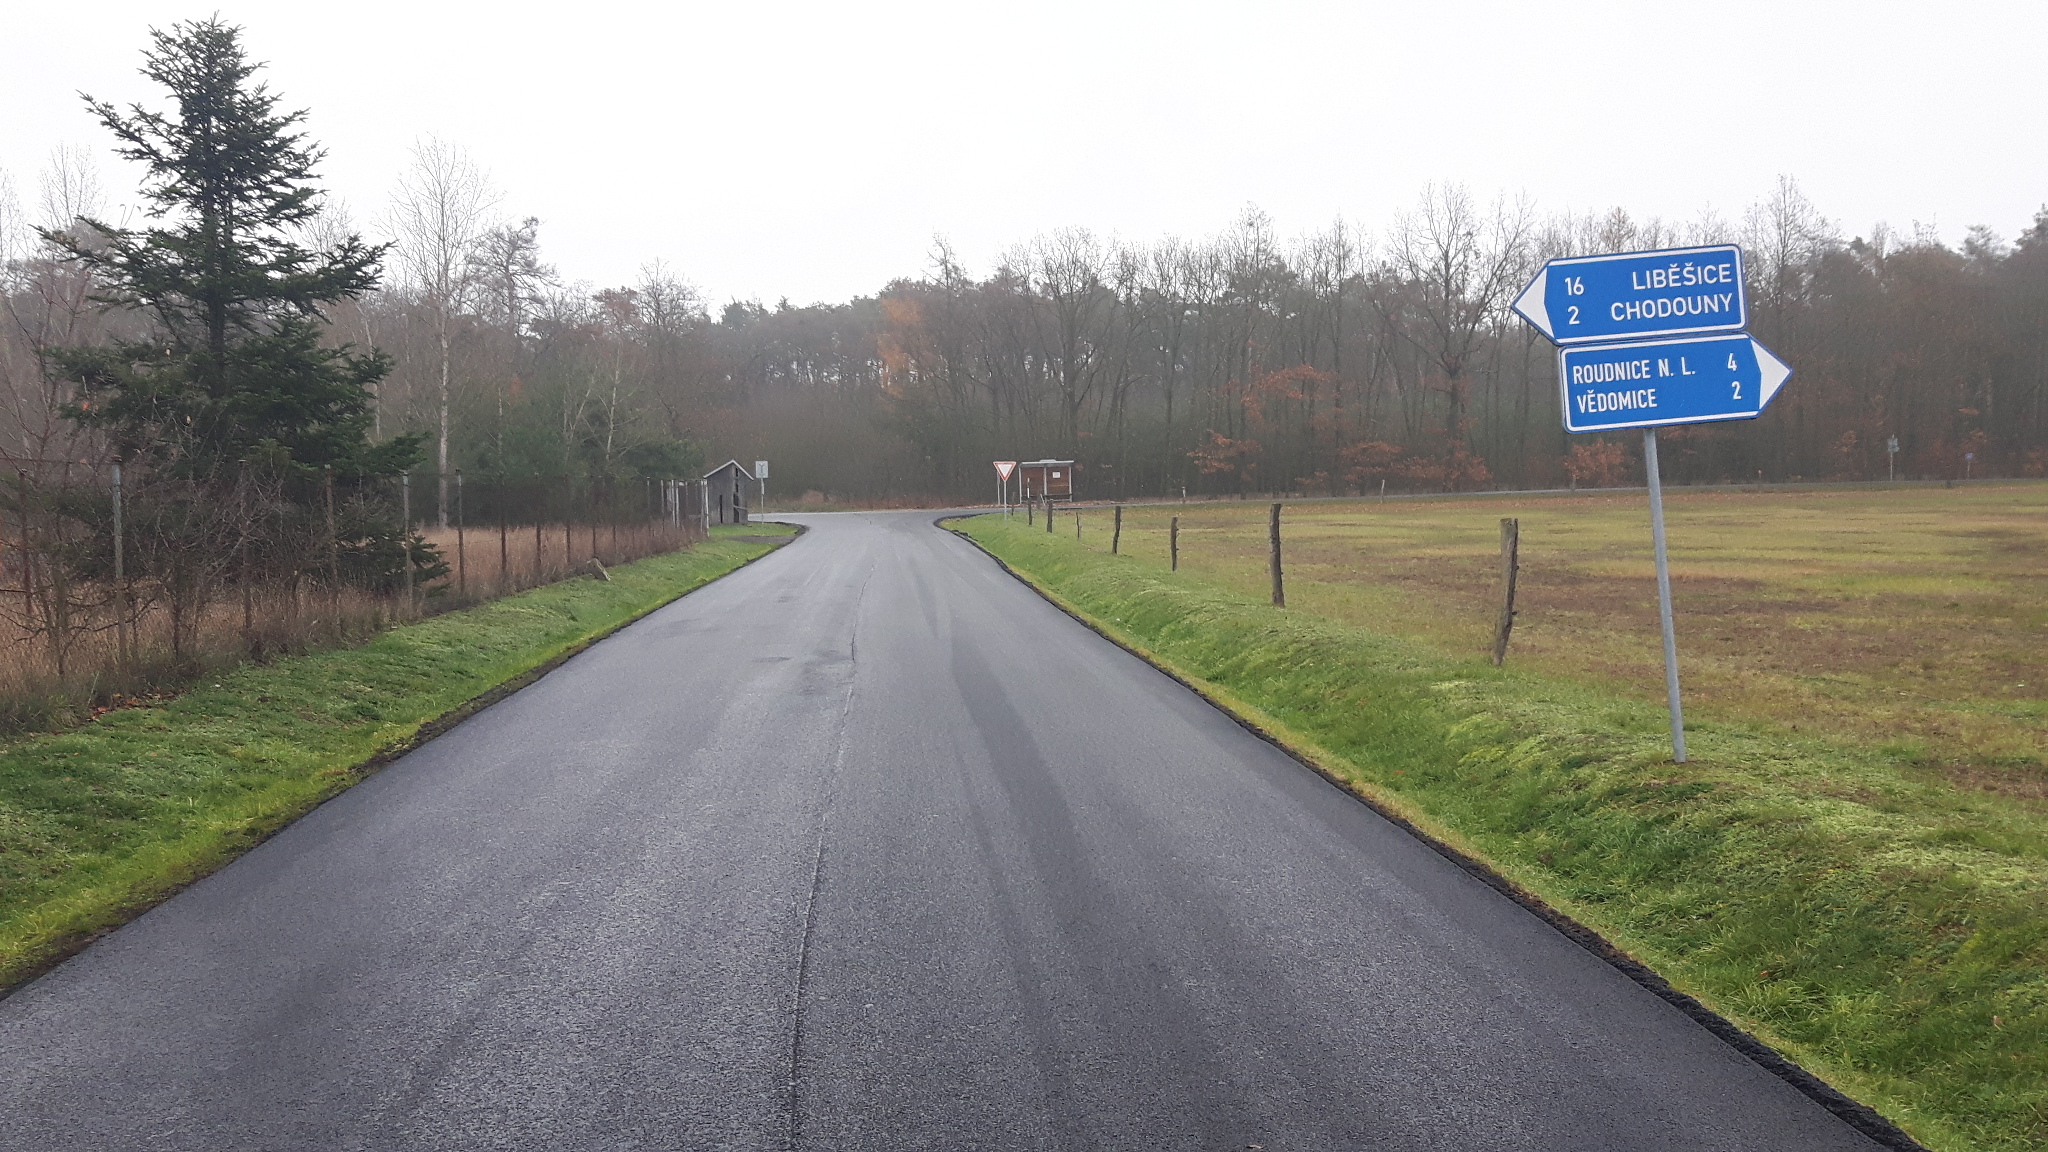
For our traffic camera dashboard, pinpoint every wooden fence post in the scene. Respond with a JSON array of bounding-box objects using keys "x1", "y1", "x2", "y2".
[
  {"x1": 1269, "y1": 502, "x2": 1285, "y2": 607},
  {"x1": 1492, "y1": 517, "x2": 1520, "y2": 666},
  {"x1": 1170, "y1": 515, "x2": 1179, "y2": 571},
  {"x1": 1044, "y1": 500, "x2": 1053, "y2": 533},
  {"x1": 323, "y1": 466, "x2": 339, "y2": 620},
  {"x1": 239, "y1": 485, "x2": 253, "y2": 648},
  {"x1": 14, "y1": 471, "x2": 31, "y2": 625},
  {"x1": 1112, "y1": 504, "x2": 1122, "y2": 554},
  {"x1": 111, "y1": 461, "x2": 127, "y2": 665},
  {"x1": 1076, "y1": 509, "x2": 1082, "y2": 541},
  {"x1": 1026, "y1": 500, "x2": 1034, "y2": 527},
  {"x1": 498, "y1": 491, "x2": 510, "y2": 594},
  {"x1": 401, "y1": 470, "x2": 414, "y2": 607},
  {"x1": 455, "y1": 468, "x2": 466, "y2": 598}
]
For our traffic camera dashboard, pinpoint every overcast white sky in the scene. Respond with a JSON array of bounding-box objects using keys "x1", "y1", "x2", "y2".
[{"x1": 5, "y1": 1, "x2": 2045, "y2": 306}]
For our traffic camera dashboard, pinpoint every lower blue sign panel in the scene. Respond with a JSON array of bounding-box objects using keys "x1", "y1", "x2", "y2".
[{"x1": 1559, "y1": 334, "x2": 1792, "y2": 434}]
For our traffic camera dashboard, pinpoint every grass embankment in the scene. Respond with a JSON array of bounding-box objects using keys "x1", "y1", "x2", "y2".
[
  {"x1": 0, "y1": 524, "x2": 795, "y2": 992},
  {"x1": 959, "y1": 497, "x2": 2046, "y2": 1152}
]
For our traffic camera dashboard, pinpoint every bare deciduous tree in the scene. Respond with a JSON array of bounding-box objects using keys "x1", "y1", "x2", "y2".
[
  {"x1": 1382, "y1": 184, "x2": 1533, "y2": 475},
  {"x1": 387, "y1": 138, "x2": 498, "y2": 525}
]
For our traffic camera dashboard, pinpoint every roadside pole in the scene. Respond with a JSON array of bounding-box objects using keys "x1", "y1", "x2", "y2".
[
  {"x1": 401, "y1": 470, "x2": 413, "y2": 608},
  {"x1": 111, "y1": 461, "x2": 126, "y2": 665},
  {"x1": 994, "y1": 461, "x2": 1018, "y2": 517},
  {"x1": 1643, "y1": 430, "x2": 1686, "y2": 763},
  {"x1": 1268, "y1": 502, "x2": 1284, "y2": 607}
]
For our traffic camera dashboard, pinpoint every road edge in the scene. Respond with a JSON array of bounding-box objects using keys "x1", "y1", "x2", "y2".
[
  {"x1": 939, "y1": 513, "x2": 1927, "y2": 1152},
  {"x1": 0, "y1": 529, "x2": 804, "y2": 1000}
]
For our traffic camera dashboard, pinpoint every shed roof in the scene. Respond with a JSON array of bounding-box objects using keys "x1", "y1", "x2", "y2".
[{"x1": 704, "y1": 459, "x2": 756, "y2": 481}]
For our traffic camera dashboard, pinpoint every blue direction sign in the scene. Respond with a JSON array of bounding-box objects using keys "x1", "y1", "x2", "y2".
[
  {"x1": 1559, "y1": 333, "x2": 1791, "y2": 433},
  {"x1": 1514, "y1": 244, "x2": 1747, "y2": 345}
]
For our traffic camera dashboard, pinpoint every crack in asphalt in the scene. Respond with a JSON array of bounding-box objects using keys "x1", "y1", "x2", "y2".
[{"x1": 785, "y1": 556, "x2": 871, "y2": 1151}]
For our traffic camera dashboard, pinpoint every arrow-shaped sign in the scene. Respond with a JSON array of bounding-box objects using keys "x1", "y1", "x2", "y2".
[
  {"x1": 1558, "y1": 333, "x2": 1791, "y2": 434},
  {"x1": 1515, "y1": 244, "x2": 1747, "y2": 346}
]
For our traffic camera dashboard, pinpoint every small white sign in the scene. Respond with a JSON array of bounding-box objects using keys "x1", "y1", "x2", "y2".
[{"x1": 754, "y1": 460, "x2": 769, "y2": 478}]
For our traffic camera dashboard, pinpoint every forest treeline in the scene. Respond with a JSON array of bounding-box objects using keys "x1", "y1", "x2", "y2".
[{"x1": 6, "y1": 126, "x2": 2045, "y2": 503}]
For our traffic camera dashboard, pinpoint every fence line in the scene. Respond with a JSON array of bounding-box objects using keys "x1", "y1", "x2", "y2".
[{"x1": 1, "y1": 467, "x2": 722, "y2": 733}]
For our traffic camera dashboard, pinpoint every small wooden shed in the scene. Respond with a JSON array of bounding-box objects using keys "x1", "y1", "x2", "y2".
[
  {"x1": 704, "y1": 460, "x2": 755, "y2": 525},
  {"x1": 1018, "y1": 460, "x2": 1075, "y2": 501}
]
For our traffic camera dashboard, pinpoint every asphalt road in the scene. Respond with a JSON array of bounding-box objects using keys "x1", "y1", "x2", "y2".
[{"x1": 0, "y1": 511, "x2": 1882, "y2": 1150}]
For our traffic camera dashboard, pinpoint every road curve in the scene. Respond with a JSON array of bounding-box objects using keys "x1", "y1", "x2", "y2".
[{"x1": 1, "y1": 511, "x2": 1878, "y2": 1150}]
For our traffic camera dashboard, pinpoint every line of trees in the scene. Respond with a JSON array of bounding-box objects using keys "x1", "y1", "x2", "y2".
[
  {"x1": 351, "y1": 183, "x2": 2046, "y2": 503},
  {"x1": 867, "y1": 189, "x2": 2048, "y2": 498},
  {"x1": 6, "y1": 39, "x2": 2044, "y2": 507}
]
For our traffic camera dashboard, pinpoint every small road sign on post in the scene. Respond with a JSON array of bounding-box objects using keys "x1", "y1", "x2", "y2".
[
  {"x1": 1513, "y1": 243, "x2": 1791, "y2": 765},
  {"x1": 1513, "y1": 244, "x2": 1746, "y2": 346},
  {"x1": 754, "y1": 460, "x2": 768, "y2": 506},
  {"x1": 994, "y1": 460, "x2": 1017, "y2": 509}
]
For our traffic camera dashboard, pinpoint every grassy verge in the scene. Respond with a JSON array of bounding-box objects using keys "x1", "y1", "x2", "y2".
[
  {"x1": 957, "y1": 513, "x2": 2045, "y2": 1152},
  {"x1": 0, "y1": 527, "x2": 793, "y2": 992}
]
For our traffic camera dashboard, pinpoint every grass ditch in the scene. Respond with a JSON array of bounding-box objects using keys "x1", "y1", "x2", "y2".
[
  {"x1": 956, "y1": 512, "x2": 2045, "y2": 1152},
  {"x1": 0, "y1": 524, "x2": 796, "y2": 993}
]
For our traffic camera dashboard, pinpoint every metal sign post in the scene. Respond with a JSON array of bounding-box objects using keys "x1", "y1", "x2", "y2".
[
  {"x1": 754, "y1": 460, "x2": 768, "y2": 506},
  {"x1": 1642, "y1": 429, "x2": 1685, "y2": 762},
  {"x1": 1514, "y1": 243, "x2": 1792, "y2": 764}
]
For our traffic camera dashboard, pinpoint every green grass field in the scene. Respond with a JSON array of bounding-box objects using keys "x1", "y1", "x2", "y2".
[
  {"x1": 0, "y1": 526, "x2": 792, "y2": 992},
  {"x1": 962, "y1": 484, "x2": 2047, "y2": 1152},
  {"x1": 1086, "y1": 484, "x2": 2047, "y2": 785}
]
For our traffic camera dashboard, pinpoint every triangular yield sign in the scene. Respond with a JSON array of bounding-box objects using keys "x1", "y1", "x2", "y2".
[{"x1": 994, "y1": 461, "x2": 1017, "y2": 479}]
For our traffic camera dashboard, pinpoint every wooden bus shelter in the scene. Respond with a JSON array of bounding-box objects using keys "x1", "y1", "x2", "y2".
[
  {"x1": 1017, "y1": 460, "x2": 1075, "y2": 501},
  {"x1": 704, "y1": 460, "x2": 755, "y2": 525}
]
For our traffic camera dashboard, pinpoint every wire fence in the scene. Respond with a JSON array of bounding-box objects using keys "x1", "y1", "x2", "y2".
[{"x1": 0, "y1": 457, "x2": 721, "y2": 734}]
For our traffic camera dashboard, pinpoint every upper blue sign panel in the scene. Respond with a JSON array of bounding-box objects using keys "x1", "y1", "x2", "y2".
[
  {"x1": 1558, "y1": 333, "x2": 1792, "y2": 434},
  {"x1": 1513, "y1": 244, "x2": 1747, "y2": 345}
]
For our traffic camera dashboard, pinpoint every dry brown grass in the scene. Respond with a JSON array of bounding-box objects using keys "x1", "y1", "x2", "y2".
[
  {"x1": 1068, "y1": 482, "x2": 2048, "y2": 786},
  {"x1": 0, "y1": 518, "x2": 700, "y2": 733}
]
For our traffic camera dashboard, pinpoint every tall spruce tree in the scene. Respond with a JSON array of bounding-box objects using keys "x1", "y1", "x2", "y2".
[
  {"x1": 49, "y1": 17, "x2": 409, "y2": 475},
  {"x1": 44, "y1": 18, "x2": 427, "y2": 609}
]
